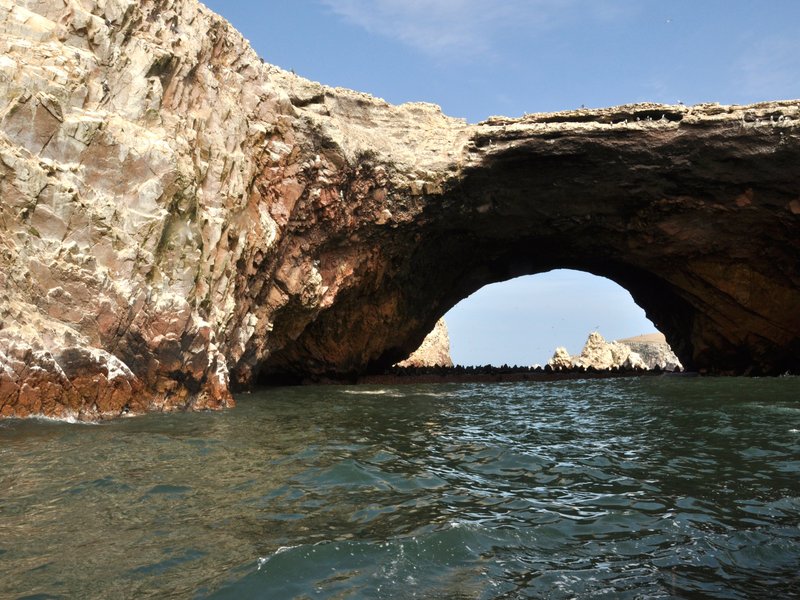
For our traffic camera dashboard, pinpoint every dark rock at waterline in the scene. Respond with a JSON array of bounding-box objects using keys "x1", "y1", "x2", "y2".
[{"x1": 279, "y1": 364, "x2": 685, "y2": 386}]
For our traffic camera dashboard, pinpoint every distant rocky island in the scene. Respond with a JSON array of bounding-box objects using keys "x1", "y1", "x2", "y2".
[
  {"x1": 396, "y1": 319, "x2": 453, "y2": 368},
  {"x1": 395, "y1": 324, "x2": 681, "y2": 374},
  {"x1": 547, "y1": 332, "x2": 682, "y2": 372},
  {"x1": 362, "y1": 327, "x2": 682, "y2": 385}
]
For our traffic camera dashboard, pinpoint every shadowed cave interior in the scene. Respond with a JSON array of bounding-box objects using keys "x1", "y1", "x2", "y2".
[{"x1": 253, "y1": 263, "x2": 694, "y2": 386}]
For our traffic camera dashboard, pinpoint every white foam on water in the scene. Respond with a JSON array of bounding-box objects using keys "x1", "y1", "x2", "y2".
[
  {"x1": 744, "y1": 403, "x2": 800, "y2": 416},
  {"x1": 22, "y1": 413, "x2": 96, "y2": 425},
  {"x1": 411, "y1": 392, "x2": 456, "y2": 398},
  {"x1": 257, "y1": 545, "x2": 297, "y2": 570},
  {"x1": 343, "y1": 388, "x2": 447, "y2": 399}
]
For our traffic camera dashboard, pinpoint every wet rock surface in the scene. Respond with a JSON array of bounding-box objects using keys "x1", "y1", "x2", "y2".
[{"x1": 1, "y1": 0, "x2": 798, "y2": 418}]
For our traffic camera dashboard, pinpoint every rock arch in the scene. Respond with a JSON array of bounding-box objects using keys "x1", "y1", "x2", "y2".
[
  {"x1": 1, "y1": 0, "x2": 799, "y2": 418},
  {"x1": 257, "y1": 104, "x2": 800, "y2": 380}
]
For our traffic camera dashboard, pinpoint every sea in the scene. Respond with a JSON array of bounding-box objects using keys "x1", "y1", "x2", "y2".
[{"x1": 1, "y1": 377, "x2": 799, "y2": 599}]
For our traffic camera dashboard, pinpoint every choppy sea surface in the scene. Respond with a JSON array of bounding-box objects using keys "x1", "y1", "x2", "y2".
[{"x1": 1, "y1": 377, "x2": 800, "y2": 599}]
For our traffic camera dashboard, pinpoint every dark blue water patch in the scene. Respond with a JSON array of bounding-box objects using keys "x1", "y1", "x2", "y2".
[
  {"x1": 143, "y1": 484, "x2": 193, "y2": 497},
  {"x1": 297, "y1": 458, "x2": 394, "y2": 490},
  {"x1": 205, "y1": 526, "x2": 495, "y2": 600},
  {"x1": 66, "y1": 475, "x2": 132, "y2": 495},
  {"x1": 130, "y1": 548, "x2": 208, "y2": 577},
  {"x1": 184, "y1": 437, "x2": 223, "y2": 458}
]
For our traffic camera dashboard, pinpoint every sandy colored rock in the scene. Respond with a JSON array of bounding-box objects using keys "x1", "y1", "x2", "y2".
[
  {"x1": 575, "y1": 332, "x2": 632, "y2": 370},
  {"x1": 618, "y1": 333, "x2": 668, "y2": 344},
  {"x1": 617, "y1": 334, "x2": 683, "y2": 371},
  {"x1": 396, "y1": 319, "x2": 453, "y2": 368},
  {"x1": 622, "y1": 352, "x2": 648, "y2": 371},
  {"x1": 548, "y1": 347, "x2": 573, "y2": 370},
  {"x1": 548, "y1": 332, "x2": 675, "y2": 371},
  {"x1": 0, "y1": 0, "x2": 798, "y2": 419},
  {"x1": 548, "y1": 332, "x2": 644, "y2": 371}
]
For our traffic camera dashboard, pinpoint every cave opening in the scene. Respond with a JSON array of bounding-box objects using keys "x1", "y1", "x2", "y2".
[{"x1": 443, "y1": 269, "x2": 659, "y2": 368}]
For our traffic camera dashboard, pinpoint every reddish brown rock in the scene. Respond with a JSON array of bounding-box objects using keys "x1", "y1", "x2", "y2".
[
  {"x1": 0, "y1": 0, "x2": 799, "y2": 419},
  {"x1": 261, "y1": 102, "x2": 800, "y2": 381}
]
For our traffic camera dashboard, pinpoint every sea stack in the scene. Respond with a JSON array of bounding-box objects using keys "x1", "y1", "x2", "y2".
[{"x1": 548, "y1": 332, "x2": 682, "y2": 372}]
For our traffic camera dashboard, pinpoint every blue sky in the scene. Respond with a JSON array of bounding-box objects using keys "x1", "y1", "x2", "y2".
[{"x1": 203, "y1": 0, "x2": 799, "y2": 365}]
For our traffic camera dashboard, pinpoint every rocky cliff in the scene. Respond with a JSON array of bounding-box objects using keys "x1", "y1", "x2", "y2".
[
  {"x1": 548, "y1": 332, "x2": 680, "y2": 372},
  {"x1": 616, "y1": 333, "x2": 683, "y2": 371},
  {"x1": 548, "y1": 332, "x2": 647, "y2": 371},
  {"x1": 1, "y1": 0, "x2": 798, "y2": 419}
]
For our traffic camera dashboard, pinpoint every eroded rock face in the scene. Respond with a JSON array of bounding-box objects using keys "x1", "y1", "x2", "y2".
[
  {"x1": 547, "y1": 332, "x2": 650, "y2": 371},
  {"x1": 0, "y1": 0, "x2": 468, "y2": 418},
  {"x1": 617, "y1": 334, "x2": 683, "y2": 371},
  {"x1": 396, "y1": 319, "x2": 453, "y2": 368},
  {"x1": 1, "y1": 0, "x2": 799, "y2": 418},
  {"x1": 548, "y1": 347, "x2": 573, "y2": 370}
]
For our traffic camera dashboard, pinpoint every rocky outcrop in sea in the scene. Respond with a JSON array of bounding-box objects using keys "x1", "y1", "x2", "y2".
[
  {"x1": 396, "y1": 319, "x2": 453, "y2": 368},
  {"x1": 548, "y1": 332, "x2": 682, "y2": 372},
  {"x1": 615, "y1": 333, "x2": 683, "y2": 372}
]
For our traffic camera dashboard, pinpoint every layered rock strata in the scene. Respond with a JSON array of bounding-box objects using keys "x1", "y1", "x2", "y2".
[{"x1": 1, "y1": 0, "x2": 798, "y2": 418}]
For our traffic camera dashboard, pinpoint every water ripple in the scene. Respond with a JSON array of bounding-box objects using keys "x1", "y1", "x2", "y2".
[{"x1": 1, "y1": 378, "x2": 799, "y2": 598}]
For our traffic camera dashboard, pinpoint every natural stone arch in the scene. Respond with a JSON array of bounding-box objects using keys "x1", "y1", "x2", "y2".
[
  {"x1": 1, "y1": 0, "x2": 798, "y2": 419},
  {"x1": 256, "y1": 105, "x2": 800, "y2": 380}
]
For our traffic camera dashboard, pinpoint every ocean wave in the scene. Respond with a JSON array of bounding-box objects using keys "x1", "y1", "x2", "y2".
[
  {"x1": 7, "y1": 413, "x2": 94, "y2": 425},
  {"x1": 257, "y1": 545, "x2": 298, "y2": 570}
]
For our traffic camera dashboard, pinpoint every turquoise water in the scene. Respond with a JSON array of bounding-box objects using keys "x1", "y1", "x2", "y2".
[{"x1": 1, "y1": 377, "x2": 799, "y2": 598}]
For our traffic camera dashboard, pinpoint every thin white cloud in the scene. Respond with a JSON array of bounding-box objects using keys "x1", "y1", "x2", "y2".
[{"x1": 319, "y1": 0, "x2": 619, "y2": 61}]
